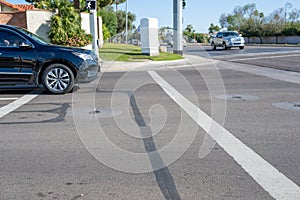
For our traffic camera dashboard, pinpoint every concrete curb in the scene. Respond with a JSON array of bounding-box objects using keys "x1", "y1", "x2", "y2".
[
  {"x1": 101, "y1": 58, "x2": 190, "y2": 72},
  {"x1": 100, "y1": 55, "x2": 215, "y2": 72}
]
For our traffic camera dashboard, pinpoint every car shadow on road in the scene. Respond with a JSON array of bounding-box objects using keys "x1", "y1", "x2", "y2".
[{"x1": 0, "y1": 85, "x2": 80, "y2": 95}]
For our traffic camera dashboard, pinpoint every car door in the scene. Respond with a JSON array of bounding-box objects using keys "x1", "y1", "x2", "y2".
[
  {"x1": 216, "y1": 32, "x2": 223, "y2": 46},
  {"x1": 0, "y1": 29, "x2": 34, "y2": 84}
]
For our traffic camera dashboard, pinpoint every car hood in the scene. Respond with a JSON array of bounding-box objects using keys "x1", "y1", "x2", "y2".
[
  {"x1": 42, "y1": 44, "x2": 93, "y2": 54},
  {"x1": 224, "y1": 36, "x2": 244, "y2": 40}
]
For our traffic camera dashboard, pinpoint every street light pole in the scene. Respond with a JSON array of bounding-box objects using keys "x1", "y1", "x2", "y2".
[
  {"x1": 125, "y1": 0, "x2": 128, "y2": 44},
  {"x1": 90, "y1": 0, "x2": 99, "y2": 59},
  {"x1": 173, "y1": 0, "x2": 183, "y2": 55}
]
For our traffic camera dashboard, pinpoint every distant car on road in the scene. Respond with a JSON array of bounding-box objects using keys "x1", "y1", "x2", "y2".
[
  {"x1": 210, "y1": 31, "x2": 245, "y2": 50},
  {"x1": 0, "y1": 25, "x2": 99, "y2": 94}
]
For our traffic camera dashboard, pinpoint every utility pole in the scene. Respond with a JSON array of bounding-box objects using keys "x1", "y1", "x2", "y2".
[
  {"x1": 125, "y1": 0, "x2": 128, "y2": 44},
  {"x1": 173, "y1": 0, "x2": 183, "y2": 55}
]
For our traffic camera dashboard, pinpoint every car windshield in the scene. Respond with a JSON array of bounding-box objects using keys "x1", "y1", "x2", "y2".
[
  {"x1": 17, "y1": 27, "x2": 49, "y2": 45},
  {"x1": 223, "y1": 32, "x2": 239, "y2": 37}
]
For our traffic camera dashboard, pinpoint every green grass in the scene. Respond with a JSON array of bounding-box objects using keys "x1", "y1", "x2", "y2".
[{"x1": 99, "y1": 43, "x2": 183, "y2": 62}]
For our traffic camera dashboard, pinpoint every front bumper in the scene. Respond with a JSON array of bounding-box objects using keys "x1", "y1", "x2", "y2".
[
  {"x1": 227, "y1": 40, "x2": 245, "y2": 47},
  {"x1": 77, "y1": 59, "x2": 100, "y2": 83}
]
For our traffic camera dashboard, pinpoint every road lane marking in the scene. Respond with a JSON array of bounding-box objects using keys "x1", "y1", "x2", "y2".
[
  {"x1": 0, "y1": 97, "x2": 18, "y2": 101},
  {"x1": 219, "y1": 61, "x2": 300, "y2": 85},
  {"x1": 0, "y1": 89, "x2": 42, "y2": 119},
  {"x1": 148, "y1": 70, "x2": 300, "y2": 200},
  {"x1": 213, "y1": 50, "x2": 300, "y2": 59},
  {"x1": 228, "y1": 54, "x2": 299, "y2": 62}
]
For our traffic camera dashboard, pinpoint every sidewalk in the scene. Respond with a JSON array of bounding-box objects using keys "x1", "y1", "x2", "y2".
[{"x1": 101, "y1": 55, "x2": 213, "y2": 72}]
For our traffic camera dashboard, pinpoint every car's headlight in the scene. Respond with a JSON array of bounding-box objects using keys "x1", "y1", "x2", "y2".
[{"x1": 73, "y1": 52, "x2": 94, "y2": 60}]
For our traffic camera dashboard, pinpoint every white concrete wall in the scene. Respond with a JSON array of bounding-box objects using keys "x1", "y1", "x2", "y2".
[
  {"x1": 246, "y1": 36, "x2": 300, "y2": 44},
  {"x1": 26, "y1": 10, "x2": 53, "y2": 42},
  {"x1": 24, "y1": 10, "x2": 102, "y2": 47},
  {"x1": 81, "y1": 12, "x2": 90, "y2": 34},
  {"x1": 1, "y1": 7, "x2": 103, "y2": 50},
  {"x1": 98, "y1": 16, "x2": 103, "y2": 47}
]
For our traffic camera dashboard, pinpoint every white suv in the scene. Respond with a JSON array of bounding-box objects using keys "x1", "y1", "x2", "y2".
[{"x1": 210, "y1": 31, "x2": 245, "y2": 50}]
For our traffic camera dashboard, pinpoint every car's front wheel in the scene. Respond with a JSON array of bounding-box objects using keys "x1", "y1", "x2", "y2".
[
  {"x1": 211, "y1": 43, "x2": 216, "y2": 50},
  {"x1": 239, "y1": 46, "x2": 244, "y2": 50},
  {"x1": 222, "y1": 42, "x2": 227, "y2": 50},
  {"x1": 42, "y1": 63, "x2": 74, "y2": 94}
]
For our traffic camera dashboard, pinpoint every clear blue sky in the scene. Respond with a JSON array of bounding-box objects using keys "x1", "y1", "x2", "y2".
[{"x1": 7, "y1": 0, "x2": 300, "y2": 33}]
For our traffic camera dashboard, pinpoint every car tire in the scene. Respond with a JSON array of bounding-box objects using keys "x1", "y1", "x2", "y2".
[
  {"x1": 211, "y1": 43, "x2": 216, "y2": 50},
  {"x1": 239, "y1": 46, "x2": 244, "y2": 50},
  {"x1": 222, "y1": 42, "x2": 227, "y2": 50},
  {"x1": 42, "y1": 63, "x2": 74, "y2": 94}
]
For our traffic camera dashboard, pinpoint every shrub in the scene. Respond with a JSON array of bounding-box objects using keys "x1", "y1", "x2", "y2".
[{"x1": 48, "y1": 0, "x2": 92, "y2": 47}]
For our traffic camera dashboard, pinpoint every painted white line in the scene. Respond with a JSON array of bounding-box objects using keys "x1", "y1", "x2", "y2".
[
  {"x1": 148, "y1": 70, "x2": 300, "y2": 200},
  {"x1": 214, "y1": 50, "x2": 300, "y2": 59},
  {"x1": 0, "y1": 97, "x2": 18, "y2": 101},
  {"x1": 0, "y1": 89, "x2": 41, "y2": 119},
  {"x1": 228, "y1": 54, "x2": 299, "y2": 62},
  {"x1": 219, "y1": 61, "x2": 300, "y2": 85}
]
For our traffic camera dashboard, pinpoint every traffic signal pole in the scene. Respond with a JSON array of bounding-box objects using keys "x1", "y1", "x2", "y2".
[
  {"x1": 173, "y1": 0, "x2": 183, "y2": 55},
  {"x1": 87, "y1": 0, "x2": 99, "y2": 61},
  {"x1": 90, "y1": 8, "x2": 99, "y2": 59}
]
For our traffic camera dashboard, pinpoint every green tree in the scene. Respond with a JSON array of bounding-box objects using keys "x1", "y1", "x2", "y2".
[
  {"x1": 99, "y1": 6, "x2": 117, "y2": 37},
  {"x1": 240, "y1": 9, "x2": 265, "y2": 42},
  {"x1": 183, "y1": 24, "x2": 196, "y2": 41},
  {"x1": 114, "y1": 0, "x2": 126, "y2": 11},
  {"x1": 266, "y1": 8, "x2": 285, "y2": 37},
  {"x1": 99, "y1": 0, "x2": 114, "y2": 8},
  {"x1": 116, "y1": 10, "x2": 136, "y2": 33},
  {"x1": 289, "y1": 8, "x2": 300, "y2": 23},
  {"x1": 217, "y1": 2, "x2": 300, "y2": 38},
  {"x1": 185, "y1": 24, "x2": 194, "y2": 34},
  {"x1": 195, "y1": 33, "x2": 206, "y2": 43},
  {"x1": 102, "y1": 24, "x2": 111, "y2": 40},
  {"x1": 26, "y1": 0, "x2": 115, "y2": 10},
  {"x1": 45, "y1": 0, "x2": 92, "y2": 46},
  {"x1": 208, "y1": 23, "x2": 220, "y2": 34},
  {"x1": 282, "y1": 22, "x2": 300, "y2": 36}
]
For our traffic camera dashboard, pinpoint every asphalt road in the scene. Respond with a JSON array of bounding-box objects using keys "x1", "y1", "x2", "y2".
[
  {"x1": 185, "y1": 45, "x2": 300, "y2": 72},
  {"x1": 1, "y1": 46, "x2": 300, "y2": 199}
]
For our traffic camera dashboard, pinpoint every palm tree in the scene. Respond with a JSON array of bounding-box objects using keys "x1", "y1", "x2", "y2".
[{"x1": 115, "y1": 0, "x2": 126, "y2": 11}]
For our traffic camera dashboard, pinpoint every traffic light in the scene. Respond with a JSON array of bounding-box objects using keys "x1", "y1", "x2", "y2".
[{"x1": 182, "y1": 0, "x2": 186, "y2": 9}]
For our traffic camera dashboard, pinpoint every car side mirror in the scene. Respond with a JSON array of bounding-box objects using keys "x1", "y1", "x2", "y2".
[
  {"x1": 239, "y1": 34, "x2": 242, "y2": 37},
  {"x1": 19, "y1": 42, "x2": 32, "y2": 49}
]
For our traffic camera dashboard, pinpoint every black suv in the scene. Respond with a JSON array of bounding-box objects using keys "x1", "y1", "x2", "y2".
[{"x1": 0, "y1": 25, "x2": 99, "y2": 94}]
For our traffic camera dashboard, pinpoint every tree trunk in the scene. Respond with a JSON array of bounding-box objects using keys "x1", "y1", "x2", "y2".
[
  {"x1": 259, "y1": 36, "x2": 263, "y2": 44},
  {"x1": 74, "y1": 0, "x2": 80, "y2": 10}
]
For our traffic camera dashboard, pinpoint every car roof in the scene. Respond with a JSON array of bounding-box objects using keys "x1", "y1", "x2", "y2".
[
  {"x1": 0, "y1": 24, "x2": 17, "y2": 30},
  {"x1": 221, "y1": 31, "x2": 238, "y2": 33}
]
